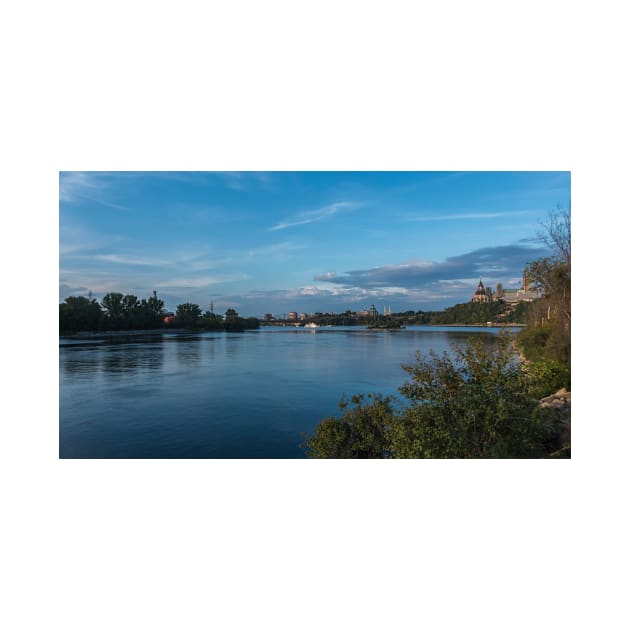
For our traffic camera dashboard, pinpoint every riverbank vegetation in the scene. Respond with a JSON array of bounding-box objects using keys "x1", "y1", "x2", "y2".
[
  {"x1": 59, "y1": 292, "x2": 258, "y2": 333},
  {"x1": 417, "y1": 300, "x2": 531, "y2": 325},
  {"x1": 59, "y1": 292, "x2": 165, "y2": 332},
  {"x1": 302, "y1": 334, "x2": 569, "y2": 458},
  {"x1": 517, "y1": 208, "x2": 571, "y2": 368},
  {"x1": 303, "y1": 208, "x2": 571, "y2": 459}
]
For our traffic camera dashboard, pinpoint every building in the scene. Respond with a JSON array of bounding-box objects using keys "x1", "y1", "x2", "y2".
[
  {"x1": 496, "y1": 271, "x2": 539, "y2": 303},
  {"x1": 472, "y1": 279, "x2": 491, "y2": 303},
  {"x1": 287, "y1": 311, "x2": 298, "y2": 321},
  {"x1": 471, "y1": 272, "x2": 539, "y2": 306},
  {"x1": 500, "y1": 287, "x2": 538, "y2": 303}
]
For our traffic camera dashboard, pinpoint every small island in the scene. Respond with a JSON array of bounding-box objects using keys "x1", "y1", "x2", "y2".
[{"x1": 367, "y1": 321, "x2": 405, "y2": 330}]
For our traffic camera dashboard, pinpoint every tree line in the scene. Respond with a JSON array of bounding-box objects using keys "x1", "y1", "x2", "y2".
[
  {"x1": 59, "y1": 292, "x2": 259, "y2": 333},
  {"x1": 175, "y1": 304, "x2": 259, "y2": 332},
  {"x1": 405, "y1": 300, "x2": 531, "y2": 325},
  {"x1": 274, "y1": 301, "x2": 531, "y2": 328}
]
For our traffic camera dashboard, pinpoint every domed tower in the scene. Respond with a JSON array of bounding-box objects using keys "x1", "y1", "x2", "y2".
[{"x1": 472, "y1": 278, "x2": 490, "y2": 303}]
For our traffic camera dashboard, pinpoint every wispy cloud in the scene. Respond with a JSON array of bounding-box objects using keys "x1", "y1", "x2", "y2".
[
  {"x1": 208, "y1": 171, "x2": 275, "y2": 191},
  {"x1": 270, "y1": 201, "x2": 362, "y2": 231},
  {"x1": 59, "y1": 172, "x2": 102, "y2": 202},
  {"x1": 93, "y1": 254, "x2": 165, "y2": 266},
  {"x1": 214, "y1": 172, "x2": 246, "y2": 190},
  {"x1": 155, "y1": 274, "x2": 248, "y2": 289},
  {"x1": 59, "y1": 172, "x2": 130, "y2": 209},
  {"x1": 408, "y1": 210, "x2": 538, "y2": 222},
  {"x1": 251, "y1": 172, "x2": 274, "y2": 187},
  {"x1": 59, "y1": 221, "x2": 123, "y2": 256}
]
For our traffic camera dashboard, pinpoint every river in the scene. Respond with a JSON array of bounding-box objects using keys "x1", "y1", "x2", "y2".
[{"x1": 59, "y1": 325, "x2": 520, "y2": 458}]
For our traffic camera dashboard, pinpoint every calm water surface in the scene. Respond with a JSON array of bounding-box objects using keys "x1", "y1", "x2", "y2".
[{"x1": 59, "y1": 326, "x2": 519, "y2": 458}]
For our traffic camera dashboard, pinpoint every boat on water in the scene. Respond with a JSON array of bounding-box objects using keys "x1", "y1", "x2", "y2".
[{"x1": 304, "y1": 322, "x2": 320, "y2": 328}]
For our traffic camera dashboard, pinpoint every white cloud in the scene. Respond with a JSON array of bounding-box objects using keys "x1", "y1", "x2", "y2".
[
  {"x1": 408, "y1": 210, "x2": 538, "y2": 222},
  {"x1": 314, "y1": 271, "x2": 337, "y2": 281},
  {"x1": 59, "y1": 172, "x2": 130, "y2": 209},
  {"x1": 155, "y1": 274, "x2": 247, "y2": 289},
  {"x1": 94, "y1": 254, "x2": 164, "y2": 266},
  {"x1": 270, "y1": 201, "x2": 362, "y2": 231},
  {"x1": 59, "y1": 172, "x2": 102, "y2": 202}
]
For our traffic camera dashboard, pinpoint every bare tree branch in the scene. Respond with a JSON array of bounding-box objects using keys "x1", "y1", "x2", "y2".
[{"x1": 537, "y1": 205, "x2": 571, "y2": 265}]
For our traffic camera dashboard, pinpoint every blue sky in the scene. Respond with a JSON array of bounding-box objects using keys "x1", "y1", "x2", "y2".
[{"x1": 59, "y1": 171, "x2": 570, "y2": 316}]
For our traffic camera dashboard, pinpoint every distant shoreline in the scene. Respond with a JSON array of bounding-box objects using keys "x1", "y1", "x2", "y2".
[
  {"x1": 61, "y1": 322, "x2": 526, "y2": 339},
  {"x1": 60, "y1": 328, "x2": 189, "y2": 339},
  {"x1": 435, "y1": 322, "x2": 526, "y2": 327}
]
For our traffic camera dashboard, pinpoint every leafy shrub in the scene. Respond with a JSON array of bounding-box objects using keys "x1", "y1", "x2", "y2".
[
  {"x1": 303, "y1": 334, "x2": 563, "y2": 459},
  {"x1": 302, "y1": 394, "x2": 394, "y2": 458},
  {"x1": 524, "y1": 358, "x2": 571, "y2": 400},
  {"x1": 517, "y1": 324, "x2": 552, "y2": 362},
  {"x1": 391, "y1": 335, "x2": 556, "y2": 458}
]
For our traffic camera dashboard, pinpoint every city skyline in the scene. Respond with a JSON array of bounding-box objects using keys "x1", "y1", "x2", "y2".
[{"x1": 60, "y1": 171, "x2": 570, "y2": 315}]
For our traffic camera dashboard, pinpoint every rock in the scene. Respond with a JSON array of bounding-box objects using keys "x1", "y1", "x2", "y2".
[
  {"x1": 539, "y1": 388, "x2": 571, "y2": 408},
  {"x1": 537, "y1": 389, "x2": 571, "y2": 456},
  {"x1": 554, "y1": 387, "x2": 570, "y2": 400}
]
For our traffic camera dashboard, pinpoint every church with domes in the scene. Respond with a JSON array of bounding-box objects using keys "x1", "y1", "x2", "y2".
[{"x1": 471, "y1": 278, "x2": 492, "y2": 303}]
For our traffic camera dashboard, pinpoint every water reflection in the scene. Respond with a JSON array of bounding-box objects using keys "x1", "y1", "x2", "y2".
[
  {"x1": 223, "y1": 334, "x2": 244, "y2": 359},
  {"x1": 175, "y1": 337, "x2": 202, "y2": 367},
  {"x1": 60, "y1": 326, "x2": 519, "y2": 458},
  {"x1": 61, "y1": 341, "x2": 166, "y2": 376},
  {"x1": 60, "y1": 349, "x2": 101, "y2": 376},
  {"x1": 134, "y1": 343, "x2": 165, "y2": 373}
]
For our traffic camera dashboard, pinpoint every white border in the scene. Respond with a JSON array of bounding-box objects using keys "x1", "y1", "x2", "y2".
[{"x1": 4, "y1": 1, "x2": 626, "y2": 629}]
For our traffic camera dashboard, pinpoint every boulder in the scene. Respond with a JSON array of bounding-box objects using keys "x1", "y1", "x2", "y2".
[
  {"x1": 540, "y1": 388, "x2": 571, "y2": 408},
  {"x1": 539, "y1": 389, "x2": 571, "y2": 456}
]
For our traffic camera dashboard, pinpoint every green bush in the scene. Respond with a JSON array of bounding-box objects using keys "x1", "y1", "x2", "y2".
[
  {"x1": 302, "y1": 334, "x2": 563, "y2": 459},
  {"x1": 391, "y1": 335, "x2": 556, "y2": 458},
  {"x1": 517, "y1": 324, "x2": 552, "y2": 362},
  {"x1": 524, "y1": 358, "x2": 571, "y2": 400},
  {"x1": 302, "y1": 394, "x2": 394, "y2": 458}
]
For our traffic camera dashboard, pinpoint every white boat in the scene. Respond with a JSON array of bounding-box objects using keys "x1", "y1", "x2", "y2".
[{"x1": 304, "y1": 322, "x2": 319, "y2": 328}]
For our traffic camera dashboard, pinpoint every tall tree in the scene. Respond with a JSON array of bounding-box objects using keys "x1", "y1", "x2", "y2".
[
  {"x1": 147, "y1": 291, "x2": 164, "y2": 317},
  {"x1": 122, "y1": 294, "x2": 139, "y2": 313},
  {"x1": 224, "y1": 308, "x2": 244, "y2": 331},
  {"x1": 176, "y1": 303, "x2": 202, "y2": 328},
  {"x1": 59, "y1": 296, "x2": 103, "y2": 332},
  {"x1": 101, "y1": 292, "x2": 124, "y2": 320}
]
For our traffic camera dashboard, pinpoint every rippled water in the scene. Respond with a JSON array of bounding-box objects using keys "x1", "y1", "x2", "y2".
[{"x1": 59, "y1": 326, "x2": 518, "y2": 458}]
